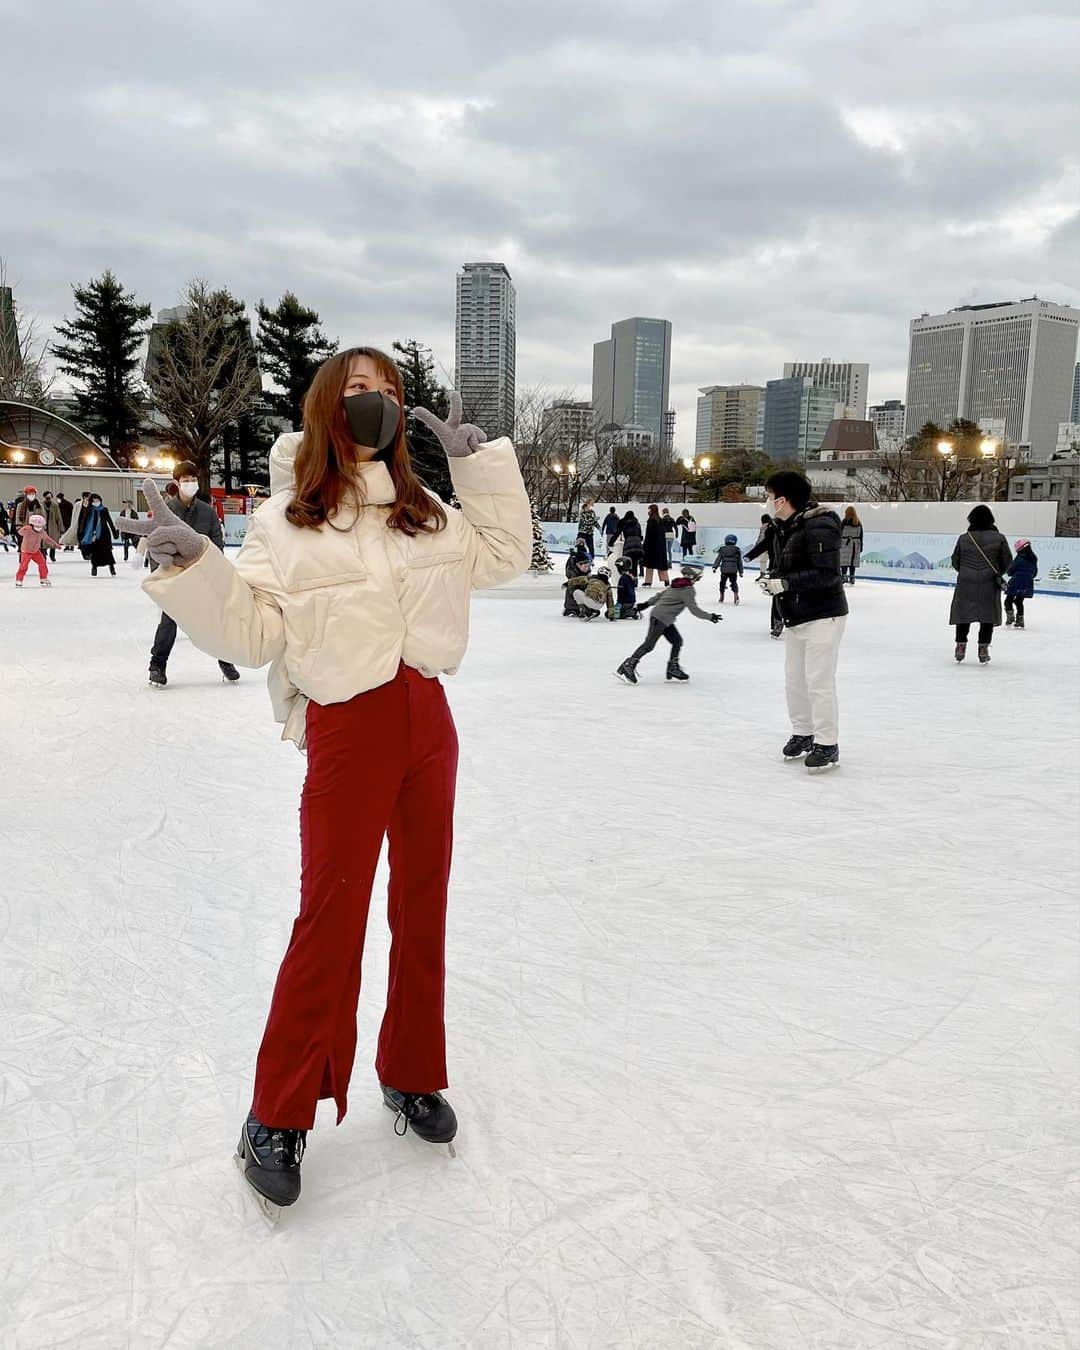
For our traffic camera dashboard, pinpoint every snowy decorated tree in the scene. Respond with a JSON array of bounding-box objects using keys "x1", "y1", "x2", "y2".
[{"x1": 529, "y1": 501, "x2": 554, "y2": 573}]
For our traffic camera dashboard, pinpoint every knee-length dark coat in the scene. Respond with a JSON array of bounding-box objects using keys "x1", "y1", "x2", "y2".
[{"x1": 949, "y1": 529, "x2": 1012, "y2": 626}]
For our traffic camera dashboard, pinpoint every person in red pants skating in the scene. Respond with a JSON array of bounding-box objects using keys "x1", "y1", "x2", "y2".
[
  {"x1": 15, "y1": 513, "x2": 62, "y2": 586},
  {"x1": 122, "y1": 347, "x2": 531, "y2": 1217}
]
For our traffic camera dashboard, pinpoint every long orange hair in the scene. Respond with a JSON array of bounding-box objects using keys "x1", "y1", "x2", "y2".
[
  {"x1": 285, "y1": 347, "x2": 447, "y2": 536},
  {"x1": 843, "y1": 506, "x2": 861, "y2": 526}
]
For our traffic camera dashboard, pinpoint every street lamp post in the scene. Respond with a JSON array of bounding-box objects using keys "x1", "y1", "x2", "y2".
[{"x1": 937, "y1": 440, "x2": 954, "y2": 501}]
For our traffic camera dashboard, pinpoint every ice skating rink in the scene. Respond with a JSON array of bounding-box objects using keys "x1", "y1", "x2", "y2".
[{"x1": 3, "y1": 554, "x2": 1078, "y2": 1349}]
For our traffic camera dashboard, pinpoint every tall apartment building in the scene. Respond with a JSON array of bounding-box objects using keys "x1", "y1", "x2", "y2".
[
  {"x1": 869, "y1": 399, "x2": 905, "y2": 454},
  {"x1": 591, "y1": 317, "x2": 672, "y2": 450},
  {"x1": 662, "y1": 408, "x2": 676, "y2": 453},
  {"x1": 542, "y1": 399, "x2": 594, "y2": 451},
  {"x1": 0, "y1": 285, "x2": 19, "y2": 367},
  {"x1": 1072, "y1": 362, "x2": 1080, "y2": 424},
  {"x1": 783, "y1": 358, "x2": 869, "y2": 420},
  {"x1": 695, "y1": 384, "x2": 764, "y2": 456},
  {"x1": 455, "y1": 262, "x2": 516, "y2": 439},
  {"x1": 904, "y1": 298, "x2": 1080, "y2": 456},
  {"x1": 757, "y1": 377, "x2": 841, "y2": 461}
]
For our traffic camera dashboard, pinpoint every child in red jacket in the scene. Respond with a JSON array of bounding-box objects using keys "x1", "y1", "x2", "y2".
[{"x1": 16, "y1": 513, "x2": 61, "y2": 586}]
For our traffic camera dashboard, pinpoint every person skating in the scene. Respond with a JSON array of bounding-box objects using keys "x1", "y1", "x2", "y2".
[
  {"x1": 126, "y1": 462, "x2": 242, "y2": 687},
  {"x1": 121, "y1": 348, "x2": 531, "y2": 1215},
  {"x1": 1004, "y1": 541, "x2": 1038, "y2": 629},
  {"x1": 577, "y1": 499, "x2": 599, "y2": 559},
  {"x1": 601, "y1": 506, "x2": 620, "y2": 555},
  {"x1": 679, "y1": 512, "x2": 697, "y2": 559},
  {"x1": 661, "y1": 508, "x2": 679, "y2": 569},
  {"x1": 615, "y1": 560, "x2": 721, "y2": 684},
  {"x1": 641, "y1": 505, "x2": 671, "y2": 588},
  {"x1": 55, "y1": 492, "x2": 74, "y2": 549},
  {"x1": 562, "y1": 557, "x2": 593, "y2": 614},
  {"x1": 564, "y1": 536, "x2": 591, "y2": 579},
  {"x1": 949, "y1": 505, "x2": 1011, "y2": 664},
  {"x1": 712, "y1": 534, "x2": 744, "y2": 603},
  {"x1": 118, "y1": 500, "x2": 140, "y2": 561},
  {"x1": 565, "y1": 564, "x2": 615, "y2": 620},
  {"x1": 757, "y1": 471, "x2": 848, "y2": 772},
  {"x1": 614, "y1": 556, "x2": 639, "y2": 618},
  {"x1": 839, "y1": 507, "x2": 863, "y2": 585},
  {"x1": 79, "y1": 493, "x2": 118, "y2": 576},
  {"x1": 0, "y1": 500, "x2": 10, "y2": 552},
  {"x1": 15, "y1": 513, "x2": 62, "y2": 587},
  {"x1": 745, "y1": 513, "x2": 784, "y2": 637}
]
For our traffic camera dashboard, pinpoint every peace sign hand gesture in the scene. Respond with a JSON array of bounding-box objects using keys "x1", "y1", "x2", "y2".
[
  {"x1": 410, "y1": 392, "x2": 486, "y2": 458},
  {"x1": 120, "y1": 479, "x2": 208, "y2": 570}
]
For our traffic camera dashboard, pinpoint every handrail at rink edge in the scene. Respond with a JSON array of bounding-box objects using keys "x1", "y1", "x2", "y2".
[{"x1": 532, "y1": 522, "x2": 1080, "y2": 598}]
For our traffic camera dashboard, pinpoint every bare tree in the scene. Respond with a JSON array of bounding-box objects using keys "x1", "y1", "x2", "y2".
[
  {"x1": 0, "y1": 259, "x2": 53, "y2": 403},
  {"x1": 145, "y1": 279, "x2": 262, "y2": 491}
]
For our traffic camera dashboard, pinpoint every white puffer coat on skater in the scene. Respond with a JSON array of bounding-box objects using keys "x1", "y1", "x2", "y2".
[{"x1": 143, "y1": 432, "x2": 532, "y2": 748}]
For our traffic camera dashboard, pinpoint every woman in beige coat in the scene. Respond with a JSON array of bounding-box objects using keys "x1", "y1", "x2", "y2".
[{"x1": 123, "y1": 347, "x2": 531, "y2": 1217}]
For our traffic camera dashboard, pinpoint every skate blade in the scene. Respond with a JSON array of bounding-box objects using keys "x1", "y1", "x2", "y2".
[
  {"x1": 807, "y1": 761, "x2": 840, "y2": 774},
  {"x1": 233, "y1": 1150, "x2": 282, "y2": 1227}
]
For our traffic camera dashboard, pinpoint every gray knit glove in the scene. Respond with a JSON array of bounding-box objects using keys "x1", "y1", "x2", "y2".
[
  {"x1": 118, "y1": 478, "x2": 208, "y2": 570},
  {"x1": 410, "y1": 392, "x2": 485, "y2": 457}
]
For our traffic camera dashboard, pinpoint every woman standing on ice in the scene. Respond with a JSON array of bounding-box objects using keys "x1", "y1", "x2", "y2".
[
  {"x1": 641, "y1": 504, "x2": 671, "y2": 588},
  {"x1": 121, "y1": 348, "x2": 531, "y2": 1217},
  {"x1": 79, "y1": 493, "x2": 118, "y2": 577},
  {"x1": 839, "y1": 506, "x2": 863, "y2": 585},
  {"x1": 949, "y1": 504, "x2": 1012, "y2": 665}
]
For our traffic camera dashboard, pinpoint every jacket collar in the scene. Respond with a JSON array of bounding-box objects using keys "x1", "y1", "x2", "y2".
[{"x1": 269, "y1": 431, "x2": 397, "y2": 506}]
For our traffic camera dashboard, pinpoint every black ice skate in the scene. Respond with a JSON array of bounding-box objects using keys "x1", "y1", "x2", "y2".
[
  {"x1": 782, "y1": 734, "x2": 814, "y2": 760},
  {"x1": 665, "y1": 656, "x2": 689, "y2": 682},
  {"x1": 978, "y1": 644, "x2": 991, "y2": 664},
  {"x1": 1014, "y1": 616, "x2": 1025, "y2": 629},
  {"x1": 614, "y1": 659, "x2": 638, "y2": 685},
  {"x1": 954, "y1": 642, "x2": 967, "y2": 663},
  {"x1": 805, "y1": 743, "x2": 840, "y2": 773},
  {"x1": 1005, "y1": 612, "x2": 1014, "y2": 626},
  {"x1": 235, "y1": 1111, "x2": 307, "y2": 1222},
  {"x1": 381, "y1": 1085, "x2": 457, "y2": 1156},
  {"x1": 148, "y1": 665, "x2": 167, "y2": 687},
  {"x1": 220, "y1": 662, "x2": 241, "y2": 682}
]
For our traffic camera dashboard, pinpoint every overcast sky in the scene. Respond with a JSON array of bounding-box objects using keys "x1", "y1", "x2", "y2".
[{"x1": 3, "y1": 0, "x2": 1079, "y2": 449}]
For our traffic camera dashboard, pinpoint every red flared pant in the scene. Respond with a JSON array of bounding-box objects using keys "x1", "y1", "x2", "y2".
[{"x1": 252, "y1": 663, "x2": 458, "y2": 1130}]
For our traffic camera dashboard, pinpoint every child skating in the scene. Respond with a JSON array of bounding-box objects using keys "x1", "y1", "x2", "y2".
[
  {"x1": 615, "y1": 561, "x2": 721, "y2": 684},
  {"x1": 712, "y1": 534, "x2": 744, "y2": 603},
  {"x1": 15, "y1": 514, "x2": 61, "y2": 587},
  {"x1": 1004, "y1": 541, "x2": 1038, "y2": 628},
  {"x1": 614, "y1": 557, "x2": 639, "y2": 618}
]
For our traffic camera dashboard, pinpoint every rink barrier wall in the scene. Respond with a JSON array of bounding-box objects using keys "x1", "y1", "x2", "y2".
[{"x1": 540, "y1": 523, "x2": 1080, "y2": 597}]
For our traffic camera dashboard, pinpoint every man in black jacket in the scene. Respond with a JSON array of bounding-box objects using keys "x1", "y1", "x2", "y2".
[
  {"x1": 138, "y1": 461, "x2": 240, "y2": 688},
  {"x1": 758, "y1": 471, "x2": 847, "y2": 772}
]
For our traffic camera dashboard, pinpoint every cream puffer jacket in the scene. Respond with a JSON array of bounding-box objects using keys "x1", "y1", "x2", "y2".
[{"x1": 143, "y1": 432, "x2": 532, "y2": 749}]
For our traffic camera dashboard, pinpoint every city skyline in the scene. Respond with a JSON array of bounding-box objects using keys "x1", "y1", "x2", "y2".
[{"x1": 2, "y1": 2, "x2": 1077, "y2": 453}]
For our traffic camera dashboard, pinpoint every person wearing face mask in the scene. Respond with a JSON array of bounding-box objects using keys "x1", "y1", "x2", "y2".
[
  {"x1": 78, "y1": 492, "x2": 118, "y2": 577},
  {"x1": 142, "y1": 463, "x2": 237, "y2": 686},
  {"x1": 14, "y1": 485, "x2": 42, "y2": 530},
  {"x1": 757, "y1": 471, "x2": 848, "y2": 773},
  {"x1": 120, "y1": 346, "x2": 531, "y2": 1216}
]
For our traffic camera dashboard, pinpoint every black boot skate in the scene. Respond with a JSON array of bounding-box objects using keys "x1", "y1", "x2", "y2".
[
  {"x1": 235, "y1": 1111, "x2": 306, "y2": 1222},
  {"x1": 978, "y1": 644, "x2": 991, "y2": 664},
  {"x1": 782, "y1": 734, "x2": 814, "y2": 760},
  {"x1": 1005, "y1": 611, "x2": 1014, "y2": 626},
  {"x1": 615, "y1": 659, "x2": 638, "y2": 685},
  {"x1": 381, "y1": 1085, "x2": 457, "y2": 1156},
  {"x1": 1014, "y1": 616, "x2": 1024, "y2": 630},
  {"x1": 665, "y1": 656, "x2": 689, "y2": 682},
  {"x1": 954, "y1": 642, "x2": 967, "y2": 663},
  {"x1": 220, "y1": 662, "x2": 240, "y2": 682},
  {"x1": 805, "y1": 743, "x2": 840, "y2": 773},
  {"x1": 148, "y1": 665, "x2": 167, "y2": 687}
]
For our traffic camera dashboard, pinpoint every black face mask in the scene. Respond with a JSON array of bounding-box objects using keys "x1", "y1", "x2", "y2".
[{"x1": 343, "y1": 392, "x2": 401, "y2": 460}]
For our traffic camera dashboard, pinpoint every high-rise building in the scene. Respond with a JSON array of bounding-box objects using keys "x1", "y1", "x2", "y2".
[
  {"x1": 455, "y1": 262, "x2": 516, "y2": 439},
  {"x1": 542, "y1": 399, "x2": 594, "y2": 450},
  {"x1": 591, "y1": 317, "x2": 672, "y2": 450},
  {"x1": 757, "y1": 377, "x2": 841, "y2": 461},
  {"x1": 695, "y1": 384, "x2": 764, "y2": 457},
  {"x1": 0, "y1": 285, "x2": 21, "y2": 367},
  {"x1": 1071, "y1": 362, "x2": 1080, "y2": 424},
  {"x1": 869, "y1": 399, "x2": 905, "y2": 454},
  {"x1": 662, "y1": 408, "x2": 676, "y2": 453},
  {"x1": 904, "y1": 298, "x2": 1080, "y2": 455},
  {"x1": 783, "y1": 358, "x2": 869, "y2": 420}
]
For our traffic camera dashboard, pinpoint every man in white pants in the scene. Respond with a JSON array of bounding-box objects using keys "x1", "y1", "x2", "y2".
[{"x1": 758, "y1": 471, "x2": 849, "y2": 772}]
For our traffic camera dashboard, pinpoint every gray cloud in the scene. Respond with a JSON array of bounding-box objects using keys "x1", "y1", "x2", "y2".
[{"x1": 3, "y1": 0, "x2": 1078, "y2": 448}]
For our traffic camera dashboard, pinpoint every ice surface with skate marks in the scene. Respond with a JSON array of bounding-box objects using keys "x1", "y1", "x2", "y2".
[{"x1": 1, "y1": 554, "x2": 1077, "y2": 1348}]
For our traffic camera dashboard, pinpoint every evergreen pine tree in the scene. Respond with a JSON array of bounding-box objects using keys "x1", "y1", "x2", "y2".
[
  {"x1": 392, "y1": 338, "x2": 452, "y2": 501},
  {"x1": 530, "y1": 501, "x2": 554, "y2": 572},
  {"x1": 52, "y1": 269, "x2": 151, "y2": 451},
  {"x1": 255, "y1": 292, "x2": 337, "y2": 429}
]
